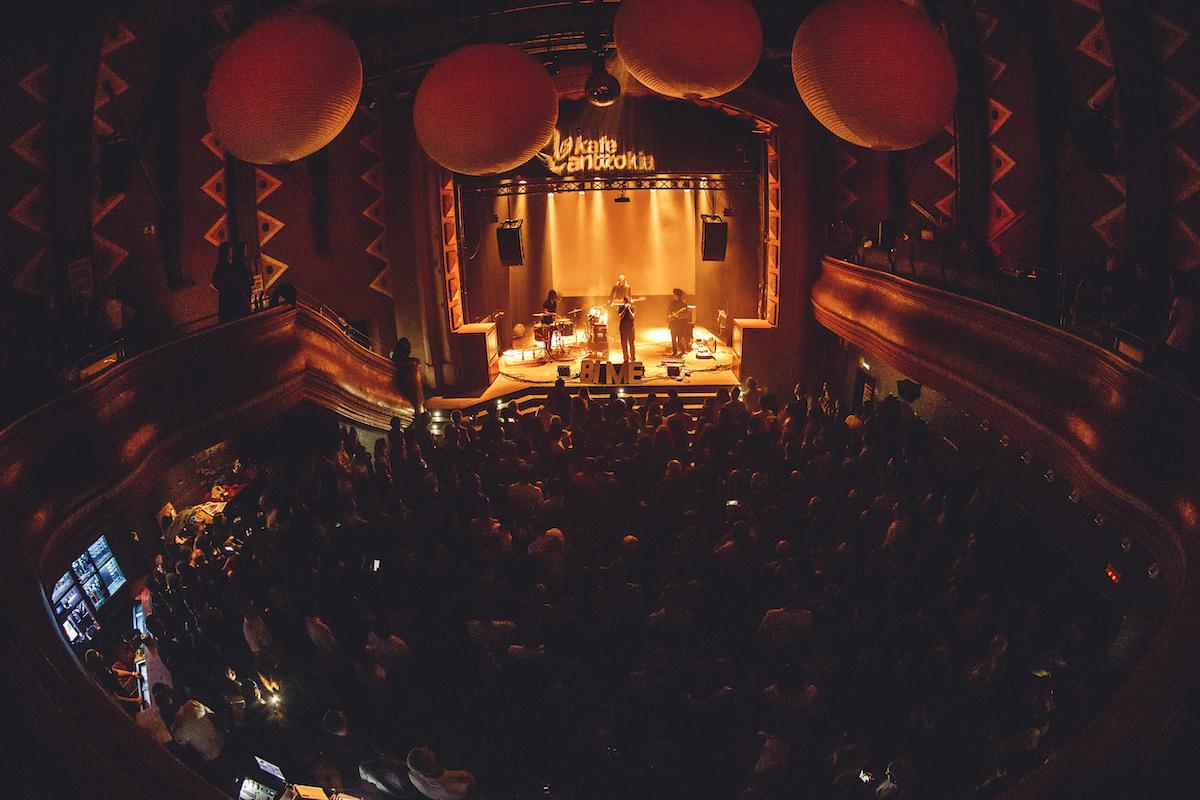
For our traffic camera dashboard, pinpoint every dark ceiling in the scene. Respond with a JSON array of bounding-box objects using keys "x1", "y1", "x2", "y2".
[{"x1": 245, "y1": 0, "x2": 826, "y2": 91}]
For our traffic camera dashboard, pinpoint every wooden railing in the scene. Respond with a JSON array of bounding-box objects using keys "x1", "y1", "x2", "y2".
[
  {"x1": 0, "y1": 305, "x2": 411, "y2": 800},
  {"x1": 813, "y1": 256, "x2": 1200, "y2": 799}
]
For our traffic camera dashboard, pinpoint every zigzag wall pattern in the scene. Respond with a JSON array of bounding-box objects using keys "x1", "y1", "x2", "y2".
[
  {"x1": 90, "y1": 19, "x2": 137, "y2": 289},
  {"x1": 1071, "y1": 0, "x2": 1127, "y2": 254},
  {"x1": 360, "y1": 110, "x2": 392, "y2": 298},
  {"x1": 8, "y1": 61, "x2": 51, "y2": 293}
]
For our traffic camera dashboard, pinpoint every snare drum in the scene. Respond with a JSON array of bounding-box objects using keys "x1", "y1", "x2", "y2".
[{"x1": 556, "y1": 319, "x2": 575, "y2": 338}]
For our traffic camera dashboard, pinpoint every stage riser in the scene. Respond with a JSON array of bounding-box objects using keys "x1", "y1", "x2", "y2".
[{"x1": 431, "y1": 384, "x2": 732, "y2": 420}]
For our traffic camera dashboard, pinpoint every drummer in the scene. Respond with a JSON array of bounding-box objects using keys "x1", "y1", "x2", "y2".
[{"x1": 542, "y1": 289, "x2": 559, "y2": 320}]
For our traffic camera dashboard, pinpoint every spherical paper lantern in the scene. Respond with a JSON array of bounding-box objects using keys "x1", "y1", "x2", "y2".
[
  {"x1": 414, "y1": 44, "x2": 559, "y2": 176},
  {"x1": 615, "y1": 0, "x2": 762, "y2": 99},
  {"x1": 206, "y1": 13, "x2": 362, "y2": 164},
  {"x1": 792, "y1": 0, "x2": 958, "y2": 151}
]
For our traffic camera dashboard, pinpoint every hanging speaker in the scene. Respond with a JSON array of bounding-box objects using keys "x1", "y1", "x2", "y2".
[
  {"x1": 99, "y1": 134, "x2": 136, "y2": 199},
  {"x1": 497, "y1": 219, "x2": 524, "y2": 266},
  {"x1": 701, "y1": 214, "x2": 727, "y2": 261}
]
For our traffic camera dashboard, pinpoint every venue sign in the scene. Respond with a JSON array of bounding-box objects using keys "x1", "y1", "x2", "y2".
[
  {"x1": 539, "y1": 130, "x2": 657, "y2": 176},
  {"x1": 579, "y1": 359, "x2": 645, "y2": 385}
]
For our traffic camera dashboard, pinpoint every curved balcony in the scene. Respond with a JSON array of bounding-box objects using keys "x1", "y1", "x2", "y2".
[
  {"x1": 0, "y1": 304, "x2": 410, "y2": 800},
  {"x1": 813, "y1": 256, "x2": 1200, "y2": 799}
]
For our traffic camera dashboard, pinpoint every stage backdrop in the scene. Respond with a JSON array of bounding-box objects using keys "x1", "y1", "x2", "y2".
[{"x1": 546, "y1": 190, "x2": 696, "y2": 297}]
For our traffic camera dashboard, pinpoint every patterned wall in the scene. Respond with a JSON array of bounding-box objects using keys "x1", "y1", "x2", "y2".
[
  {"x1": 5, "y1": 39, "x2": 53, "y2": 294},
  {"x1": 1151, "y1": 0, "x2": 1200, "y2": 272},
  {"x1": 831, "y1": 0, "x2": 1198, "y2": 283},
  {"x1": 253, "y1": 106, "x2": 390, "y2": 328},
  {"x1": 1053, "y1": 0, "x2": 1127, "y2": 270},
  {"x1": 971, "y1": 2, "x2": 1037, "y2": 262},
  {"x1": 361, "y1": 110, "x2": 393, "y2": 300}
]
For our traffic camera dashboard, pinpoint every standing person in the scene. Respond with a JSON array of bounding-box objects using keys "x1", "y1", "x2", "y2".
[
  {"x1": 212, "y1": 241, "x2": 253, "y2": 323},
  {"x1": 611, "y1": 273, "x2": 632, "y2": 304},
  {"x1": 618, "y1": 298, "x2": 637, "y2": 363},
  {"x1": 667, "y1": 288, "x2": 690, "y2": 356},
  {"x1": 1161, "y1": 274, "x2": 1196, "y2": 383}
]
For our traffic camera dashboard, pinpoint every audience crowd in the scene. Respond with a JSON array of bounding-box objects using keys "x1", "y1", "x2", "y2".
[{"x1": 85, "y1": 381, "x2": 1126, "y2": 799}]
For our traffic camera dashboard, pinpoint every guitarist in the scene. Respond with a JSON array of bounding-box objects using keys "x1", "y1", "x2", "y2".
[
  {"x1": 611, "y1": 274, "x2": 632, "y2": 304},
  {"x1": 667, "y1": 288, "x2": 691, "y2": 357},
  {"x1": 618, "y1": 298, "x2": 637, "y2": 363}
]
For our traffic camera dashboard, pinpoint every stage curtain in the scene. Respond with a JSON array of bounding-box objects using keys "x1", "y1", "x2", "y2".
[{"x1": 545, "y1": 190, "x2": 697, "y2": 297}]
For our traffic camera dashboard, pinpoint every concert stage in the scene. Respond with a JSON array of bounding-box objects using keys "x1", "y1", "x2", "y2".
[
  {"x1": 432, "y1": 95, "x2": 779, "y2": 409},
  {"x1": 428, "y1": 324, "x2": 738, "y2": 413}
]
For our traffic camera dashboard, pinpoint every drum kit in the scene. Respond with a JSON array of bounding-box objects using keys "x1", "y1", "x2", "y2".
[
  {"x1": 530, "y1": 298, "x2": 644, "y2": 361},
  {"x1": 532, "y1": 309, "x2": 586, "y2": 361}
]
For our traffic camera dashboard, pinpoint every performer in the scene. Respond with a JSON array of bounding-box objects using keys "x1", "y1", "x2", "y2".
[
  {"x1": 611, "y1": 274, "x2": 632, "y2": 304},
  {"x1": 618, "y1": 297, "x2": 636, "y2": 363},
  {"x1": 667, "y1": 288, "x2": 690, "y2": 357},
  {"x1": 541, "y1": 289, "x2": 559, "y2": 325}
]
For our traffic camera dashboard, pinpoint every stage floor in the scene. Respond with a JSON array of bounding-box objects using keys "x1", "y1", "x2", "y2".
[{"x1": 429, "y1": 325, "x2": 739, "y2": 411}]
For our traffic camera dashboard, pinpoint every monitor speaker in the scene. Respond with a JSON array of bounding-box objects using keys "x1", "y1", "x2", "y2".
[
  {"x1": 497, "y1": 220, "x2": 524, "y2": 266},
  {"x1": 701, "y1": 216, "x2": 727, "y2": 261}
]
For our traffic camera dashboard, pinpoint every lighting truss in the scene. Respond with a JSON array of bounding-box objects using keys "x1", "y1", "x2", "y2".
[{"x1": 466, "y1": 173, "x2": 761, "y2": 197}]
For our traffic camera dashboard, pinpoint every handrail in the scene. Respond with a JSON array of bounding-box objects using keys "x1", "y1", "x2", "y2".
[
  {"x1": 0, "y1": 287, "x2": 384, "y2": 431},
  {"x1": 823, "y1": 226, "x2": 1168, "y2": 372},
  {"x1": 813, "y1": 256, "x2": 1200, "y2": 799}
]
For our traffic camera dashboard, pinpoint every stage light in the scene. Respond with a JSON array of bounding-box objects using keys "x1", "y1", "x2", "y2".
[{"x1": 614, "y1": 191, "x2": 631, "y2": 204}]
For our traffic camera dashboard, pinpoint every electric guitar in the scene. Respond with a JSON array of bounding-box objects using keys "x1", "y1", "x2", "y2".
[{"x1": 667, "y1": 304, "x2": 695, "y2": 322}]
